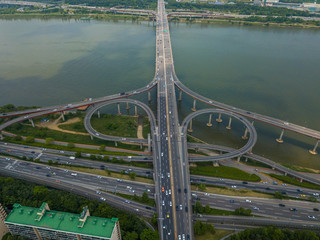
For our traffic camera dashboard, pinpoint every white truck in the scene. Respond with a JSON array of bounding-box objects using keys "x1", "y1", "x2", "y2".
[{"x1": 69, "y1": 156, "x2": 75, "y2": 160}]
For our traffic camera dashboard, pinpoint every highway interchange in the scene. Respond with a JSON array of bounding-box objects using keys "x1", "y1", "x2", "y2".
[{"x1": 0, "y1": 0, "x2": 320, "y2": 238}]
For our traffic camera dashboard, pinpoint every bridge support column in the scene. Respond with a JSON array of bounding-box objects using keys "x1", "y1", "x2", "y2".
[
  {"x1": 237, "y1": 156, "x2": 241, "y2": 162},
  {"x1": 216, "y1": 113, "x2": 222, "y2": 123},
  {"x1": 179, "y1": 90, "x2": 182, "y2": 101},
  {"x1": 148, "y1": 91, "x2": 151, "y2": 103},
  {"x1": 226, "y1": 117, "x2": 232, "y2": 130},
  {"x1": 188, "y1": 120, "x2": 193, "y2": 133},
  {"x1": 191, "y1": 99, "x2": 196, "y2": 112},
  {"x1": 195, "y1": 147, "x2": 199, "y2": 152},
  {"x1": 97, "y1": 110, "x2": 101, "y2": 119},
  {"x1": 206, "y1": 114, "x2": 213, "y2": 127},
  {"x1": 300, "y1": 178, "x2": 303, "y2": 183},
  {"x1": 114, "y1": 141, "x2": 118, "y2": 147},
  {"x1": 126, "y1": 103, "x2": 130, "y2": 110},
  {"x1": 244, "y1": 157, "x2": 248, "y2": 162},
  {"x1": 134, "y1": 106, "x2": 138, "y2": 116},
  {"x1": 284, "y1": 172, "x2": 287, "y2": 176},
  {"x1": 276, "y1": 129, "x2": 285, "y2": 143},
  {"x1": 242, "y1": 128, "x2": 248, "y2": 140},
  {"x1": 29, "y1": 119, "x2": 35, "y2": 128},
  {"x1": 0, "y1": 131, "x2": 3, "y2": 140},
  {"x1": 309, "y1": 140, "x2": 319, "y2": 155},
  {"x1": 117, "y1": 103, "x2": 121, "y2": 115},
  {"x1": 90, "y1": 135, "x2": 93, "y2": 140},
  {"x1": 61, "y1": 112, "x2": 65, "y2": 121},
  {"x1": 147, "y1": 133, "x2": 151, "y2": 152},
  {"x1": 140, "y1": 143, "x2": 143, "y2": 149}
]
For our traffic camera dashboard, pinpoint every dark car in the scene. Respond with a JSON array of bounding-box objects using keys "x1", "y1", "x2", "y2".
[
  {"x1": 279, "y1": 204, "x2": 285, "y2": 207},
  {"x1": 242, "y1": 181, "x2": 248, "y2": 184},
  {"x1": 46, "y1": 174, "x2": 50, "y2": 177},
  {"x1": 281, "y1": 191, "x2": 287, "y2": 195},
  {"x1": 297, "y1": 189, "x2": 302, "y2": 192},
  {"x1": 178, "y1": 188, "x2": 181, "y2": 193},
  {"x1": 184, "y1": 188, "x2": 187, "y2": 193},
  {"x1": 145, "y1": 206, "x2": 152, "y2": 210},
  {"x1": 36, "y1": 166, "x2": 41, "y2": 169},
  {"x1": 230, "y1": 200, "x2": 235, "y2": 203},
  {"x1": 313, "y1": 208, "x2": 319, "y2": 212},
  {"x1": 289, "y1": 208, "x2": 297, "y2": 211},
  {"x1": 100, "y1": 165, "x2": 105, "y2": 170},
  {"x1": 185, "y1": 207, "x2": 188, "y2": 212}
]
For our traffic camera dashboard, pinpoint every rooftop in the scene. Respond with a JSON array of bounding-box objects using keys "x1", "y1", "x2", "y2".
[{"x1": 5, "y1": 203, "x2": 117, "y2": 239}]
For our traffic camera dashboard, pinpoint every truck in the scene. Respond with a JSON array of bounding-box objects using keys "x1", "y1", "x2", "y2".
[{"x1": 69, "y1": 156, "x2": 75, "y2": 160}]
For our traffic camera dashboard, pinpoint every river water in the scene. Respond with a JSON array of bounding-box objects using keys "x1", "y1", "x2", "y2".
[{"x1": 0, "y1": 19, "x2": 319, "y2": 169}]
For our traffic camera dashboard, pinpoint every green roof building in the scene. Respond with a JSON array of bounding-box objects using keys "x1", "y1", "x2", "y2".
[{"x1": 4, "y1": 203, "x2": 121, "y2": 240}]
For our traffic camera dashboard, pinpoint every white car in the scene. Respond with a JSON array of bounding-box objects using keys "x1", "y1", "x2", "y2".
[
  {"x1": 253, "y1": 207, "x2": 260, "y2": 210},
  {"x1": 231, "y1": 185, "x2": 237, "y2": 188},
  {"x1": 246, "y1": 199, "x2": 252, "y2": 203},
  {"x1": 100, "y1": 197, "x2": 106, "y2": 201},
  {"x1": 170, "y1": 201, "x2": 172, "y2": 206},
  {"x1": 308, "y1": 215, "x2": 316, "y2": 219},
  {"x1": 313, "y1": 193, "x2": 319, "y2": 196},
  {"x1": 125, "y1": 200, "x2": 131, "y2": 204}
]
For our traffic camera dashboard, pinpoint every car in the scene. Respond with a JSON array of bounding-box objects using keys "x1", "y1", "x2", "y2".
[
  {"x1": 145, "y1": 206, "x2": 151, "y2": 210},
  {"x1": 313, "y1": 208, "x2": 319, "y2": 211},
  {"x1": 23, "y1": 146, "x2": 28, "y2": 148},
  {"x1": 71, "y1": 173, "x2": 77, "y2": 176},
  {"x1": 96, "y1": 191, "x2": 101, "y2": 194},
  {"x1": 313, "y1": 193, "x2": 319, "y2": 196},
  {"x1": 209, "y1": 101, "x2": 212, "y2": 103},
  {"x1": 167, "y1": 172, "x2": 170, "y2": 178},
  {"x1": 230, "y1": 200, "x2": 235, "y2": 203},
  {"x1": 36, "y1": 166, "x2": 41, "y2": 169},
  {"x1": 46, "y1": 166, "x2": 51, "y2": 169},
  {"x1": 297, "y1": 189, "x2": 302, "y2": 192},
  {"x1": 281, "y1": 191, "x2": 287, "y2": 195},
  {"x1": 266, "y1": 187, "x2": 271, "y2": 190},
  {"x1": 125, "y1": 200, "x2": 131, "y2": 204},
  {"x1": 46, "y1": 174, "x2": 51, "y2": 177},
  {"x1": 289, "y1": 208, "x2": 297, "y2": 211},
  {"x1": 184, "y1": 188, "x2": 187, "y2": 193},
  {"x1": 64, "y1": 169, "x2": 69, "y2": 172},
  {"x1": 31, "y1": 151, "x2": 35, "y2": 154},
  {"x1": 284, "y1": 122, "x2": 289, "y2": 125},
  {"x1": 243, "y1": 181, "x2": 248, "y2": 184},
  {"x1": 95, "y1": 133, "x2": 99, "y2": 136},
  {"x1": 169, "y1": 189, "x2": 171, "y2": 195},
  {"x1": 146, "y1": 189, "x2": 151, "y2": 192},
  {"x1": 162, "y1": 201, "x2": 165, "y2": 206},
  {"x1": 166, "y1": 213, "x2": 170, "y2": 218},
  {"x1": 179, "y1": 205, "x2": 182, "y2": 210},
  {"x1": 178, "y1": 235, "x2": 181, "y2": 240},
  {"x1": 273, "y1": 182, "x2": 278, "y2": 185},
  {"x1": 162, "y1": 187, "x2": 164, "y2": 192},
  {"x1": 301, "y1": 195, "x2": 306, "y2": 197},
  {"x1": 246, "y1": 199, "x2": 251, "y2": 203},
  {"x1": 97, "y1": 176, "x2": 102, "y2": 179},
  {"x1": 308, "y1": 215, "x2": 316, "y2": 219},
  {"x1": 117, "y1": 179, "x2": 122, "y2": 182},
  {"x1": 231, "y1": 185, "x2": 237, "y2": 188},
  {"x1": 253, "y1": 207, "x2": 259, "y2": 210},
  {"x1": 282, "y1": 184, "x2": 287, "y2": 186},
  {"x1": 279, "y1": 204, "x2": 285, "y2": 207},
  {"x1": 170, "y1": 201, "x2": 172, "y2": 206},
  {"x1": 178, "y1": 188, "x2": 181, "y2": 193},
  {"x1": 166, "y1": 191, "x2": 168, "y2": 196},
  {"x1": 129, "y1": 189, "x2": 135, "y2": 193},
  {"x1": 100, "y1": 197, "x2": 106, "y2": 201},
  {"x1": 135, "y1": 208, "x2": 139, "y2": 212}
]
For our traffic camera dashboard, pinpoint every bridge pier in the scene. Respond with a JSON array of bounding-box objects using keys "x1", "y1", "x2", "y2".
[
  {"x1": 242, "y1": 128, "x2": 249, "y2": 140},
  {"x1": 188, "y1": 120, "x2": 193, "y2": 133},
  {"x1": 300, "y1": 178, "x2": 303, "y2": 183},
  {"x1": 126, "y1": 102, "x2": 130, "y2": 110},
  {"x1": 148, "y1": 91, "x2": 151, "y2": 103},
  {"x1": 0, "y1": 131, "x2": 3, "y2": 140},
  {"x1": 61, "y1": 112, "x2": 65, "y2": 121},
  {"x1": 114, "y1": 141, "x2": 118, "y2": 147},
  {"x1": 147, "y1": 133, "x2": 151, "y2": 152},
  {"x1": 216, "y1": 113, "x2": 222, "y2": 123},
  {"x1": 134, "y1": 106, "x2": 138, "y2": 116},
  {"x1": 140, "y1": 143, "x2": 143, "y2": 149},
  {"x1": 191, "y1": 99, "x2": 196, "y2": 112},
  {"x1": 226, "y1": 117, "x2": 232, "y2": 130},
  {"x1": 276, "y1": 129, "x2": 285, "y2": 143},
  {"x1": 284, "y1": 172, "x2": 287, "y2": 176},
  {"x1": 117, "y1": 103, "x2": 121, "y2": 115},
  {"x1": 29, "y1": 119, "x2": 35, "y2": 128},
  {"x1": 309, "y1": 140, "x2": 319, "y2": 155},
  {"x1": 206, "y1": 114, "x2": 213, "y2": 127},
  {"x1": 90, "y1": 135, "x2": 93, "y2": 140},
  {"x1": 237, "y1": 156, "x2": 241, "y2": 162},
  {"x1": 97, "y1": 110, "x2": 101, "y2": 119},
  {"x1": 178, "y1": 90, "x2": 182, "y2": 101}
]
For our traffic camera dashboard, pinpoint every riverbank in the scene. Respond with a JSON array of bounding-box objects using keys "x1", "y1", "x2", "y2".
[{"x1": 1, "y1": 12, "x2": 319, "y2": 28}]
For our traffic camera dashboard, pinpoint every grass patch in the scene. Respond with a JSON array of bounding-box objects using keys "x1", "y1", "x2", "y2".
[
  {"x1": 190, "y1": 165, "x2": 261, "y2": 182},
  {"x1": 4, "y1": 123, "x2": 144, "y2": 151},
  {"x1": 142, "y1": 118, "x2": 151, "y2": 139},
  {"x1": 3, "y1": 136, "x2": 141, "y2": 156},
  {"x1": 58, "y1": 166, "x2": 154, "y2": 184},
  {"x1": 115, "y1": 192, "x2": 155, "y2": 207},
  {"x1": 188, "y1": 149, "x2": 208, "y2": 156},
  {"x1": 281, "y1": 163, "x2": 318, "y2": 174},
  {"x1": 269, "y1": 174, "x2": 320, "y2": 190},
  {"x1": 195, "y1": 229, "x2": 234, "y2": 240},
  {"x1": 191, "y1": 185, "x2": 271, "y2": 198},
  {"x1": 59, "y1": 118, "x2": 87, "y2": 133},
  {"x1": 91, "y1": 114, "x2": 138, "y2": 138},
  {"x1": 240, "y1": 157, "x2": 272, "y2": 169}
]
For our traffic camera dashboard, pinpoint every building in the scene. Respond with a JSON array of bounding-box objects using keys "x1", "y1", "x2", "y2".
[
  {"x1": 4, "y1": 202, "x2": 121, "y2": 240},
  {"x1": 0, "y1": 203, "x2": 9, "y2": 239}
]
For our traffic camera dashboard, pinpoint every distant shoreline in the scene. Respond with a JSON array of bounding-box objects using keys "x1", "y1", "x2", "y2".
[{"x1": 1, "y1": 13, "x2": 320, "y2": 28}]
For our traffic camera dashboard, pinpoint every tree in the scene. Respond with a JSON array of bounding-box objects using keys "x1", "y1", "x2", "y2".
[
  {"x1": 123, "y1": 231, "x2": 138, "y2": 240},
  {"x1": 67, "y1": 142, "x2": 75, "y2": 148},
  {"x1": 194, "y1": 220, "x2": 206, "y2": 235},
  {"x1": 99, "y1": 145, "x2": 106, "y2": 151},
  {"x1": 13, "y1": 135, "x2": 22, "y2": 141},
  {"x1": 90, "y1": 155, "x2": 97, "y2": 160},
  {"x1": 103, "y1": 155, "x2": 110, "y2": 161},
  {"x1": 151, "y1": 213, "x2": 158, "y2": 227},
  {"x1": 207, "y1": 223, "x2": 215, "y2": 234},
  {"x1": 195, "y1": 200, "x2": 203, "y2": 214},
  {"x1": 141, "y1": 192, "x2": 149, "y2": 203},
  {"x1": 25, "y1": 136, "x2": 34, "y2": 143},
  {"x1": 21, "y1": 156, "x2": 27, "y2": 160},
  {"x1": 45, "y1": 138, "x2": 54, "y2": 145},
  {"x1": 48, "y1": 160, "x2": 53, "y2": 165},
  {"x1": 204, "y1": 204, "x2": 211, "y2": 214},
  {"x1": 129, "y1": 172, "x2": 136, "y2": 180},
  {"x1": 140, "y1": 228, "x2": 159, "y2": 240},
  {"x1": 75, "y1": 152, "x2": 81, "y2": 158},
  {"x1": 235, "y1": 207, "x2": 251, "y2": 216},
  {"x1": 33, "y1": 186, "x2": 48, "y2": 197},
  {"x1": 308, "y1": 196, "x2": 317, "y2": 202},
  {"x1": 274, "y1": 191, "x2": 284, "y2": 199}
]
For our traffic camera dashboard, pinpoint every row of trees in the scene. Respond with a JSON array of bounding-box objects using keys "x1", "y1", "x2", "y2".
[
  {"x1": 194, "y1": 220, "x2": 215, "y2": 235},
  {"x1": 230, "y1": 226, "x2": 320, "y2": 240},
  {"x1": 0, "y1": 177, "x2": 158, "y2": 240}
]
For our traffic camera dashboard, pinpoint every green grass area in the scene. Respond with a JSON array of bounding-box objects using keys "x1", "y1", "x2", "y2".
[
  {"x1": 3, "y1": 136, "x2": 142, "y2": 156},
  {"x1": 190, "y1": 165, "x2": 261, "y2": 182},
  {"x1": 188, "y1": 149, "x2": 208, "y2": 156},
  {"x1": 269, "y1": 174, "x2": 320, "y2": 190},
  {"x1": 5, "y1": 123, "x2": 143, "y2": 151},
  {"x1": 142, "y1": 118, "x2": 151, "y2": 139},
  {"x1": 240, "y1": 157, "x2": 272, "y2": 169},
  {"x1": 59, "y1": 118, "x2": 87, "y2": 133},
  {"x1": 195, "y1": 229, "x2": 234, "y2": 240},
  {"x1": 281, "y1": 163, "x2": 318, "y2": 174},
  {"x1": 91, "y1": 114, "x2": 138, "y2": 138},
  {"x1": 114, "y1": 192, "x2": 155, "y2": 207}
]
